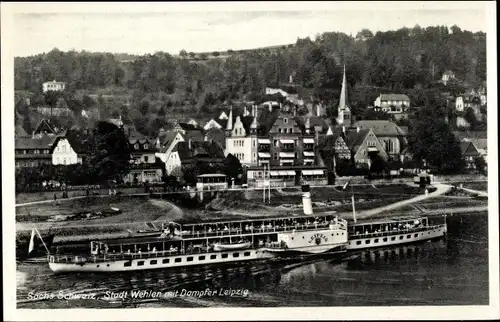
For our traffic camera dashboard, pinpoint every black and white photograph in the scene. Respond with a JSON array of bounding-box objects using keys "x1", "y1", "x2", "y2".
[{"x1": 2, "y1": 1, "x2": 498, "y2": 320}]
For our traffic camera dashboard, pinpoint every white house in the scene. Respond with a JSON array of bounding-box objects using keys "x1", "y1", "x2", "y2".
[
  {"x1": 165, "y1": 150, "x2": 182, "y2": 175},
  {"x1": 455, "y1": 96, "x2": 465, "y2": 112},
  {"x1": 51, "y1": 137, "x2": 83, "y2": 165},
  {"x1": 265, "y1": 87, "x2": 290, "y2": 97},
  {"x1": 43, "y1": 80, "x2": 66, "y2": 93},
  {"x1": 203, "y1": 119, "x2": 223, "y2": 131},
  {"x1": 374, "y1": 94, "x2": 411, "y2": 113},
  {"x1": 441, "y1": 70, "x2": 456, "y2": 86},
  {"x1": 224, "y1": 107, "x2": 258, "y2": 166},
  {"x1": 219, "y1": 111, "x2": 229, "y2": 120}
]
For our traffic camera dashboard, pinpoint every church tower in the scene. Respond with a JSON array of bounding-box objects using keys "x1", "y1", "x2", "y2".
[{"x1": 336, "y1": 65, "x2": 352, "y2": 127}]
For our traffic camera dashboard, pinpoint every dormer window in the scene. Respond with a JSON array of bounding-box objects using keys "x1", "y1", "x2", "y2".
[
  {"x1": 284, "y1": 118, "x2": 288, "y2": 124},
  {"x1": 144, "y1": 143, "x2": 148, "y2": 150},
  {"x1": 134, "y1": 143, "x2": 139, "y2": 150}
]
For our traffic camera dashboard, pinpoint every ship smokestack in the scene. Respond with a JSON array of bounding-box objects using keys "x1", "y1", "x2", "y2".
[{"x1": 301, "y1": 184, "x2": 313, "y2": 215}]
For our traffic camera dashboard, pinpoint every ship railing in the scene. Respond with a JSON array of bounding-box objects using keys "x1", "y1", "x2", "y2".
[
  {"x1": 181, "y1": 222, "x2": 347, "y2": 239},
  {"x1": 348, "y1": 224, "x2": 445, "y2": 240},
  {"x1": 49, "y1": 244, "x2": 262, "y2": 264}
]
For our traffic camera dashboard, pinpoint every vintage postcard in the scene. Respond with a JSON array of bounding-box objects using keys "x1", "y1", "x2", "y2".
[{"x1": 2, "y1": 1, "x2": 498, "y2": 321}]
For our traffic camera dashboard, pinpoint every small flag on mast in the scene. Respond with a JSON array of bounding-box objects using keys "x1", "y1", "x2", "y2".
[{"x1": 28, "y1": 228, "x2": 36, "y2": 254}]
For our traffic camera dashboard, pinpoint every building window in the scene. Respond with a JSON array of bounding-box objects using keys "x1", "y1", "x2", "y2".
[
  {"x1": 278, "y1": 128, "x2": 282, "y2": 133},
  {"x1": 150, "y1": 260, "x2": 157, "y2": 265},
  {"x1": 274, "y1": 140, "x2": 279, "y2": 147},
  {"x1": 175, "y1": 258, "x2": 182, "y2": 263},
  {"x1": 134, "y1": 143, "x2": 139, "y2": 150},
  {"x1": 187, "y1": 256, "x2": 193, "y2": 262},
  {"x1": 274, "y1": 153, "x2": 278, "y2": 160},
  {"x1": 144, "y1": 156, "x2": 149, "y2": 163},
  {"x1": 253, "y1": 153, "x2": 256, "y2": 160},
  {"x1": 144, "y1": 144, "x2": 148, "y2": 150},
  {"x1": 244, "y1": 252, "x2": 251, "y2": 256},
  {"x1": 294, "y1": 152, "x2": 298, "y2": 159},
  {"x1": 162, "y1": 258, "x2": 170, "y2": 264},
  {"x1": 210, "y1": 254, "x2": 217, "y2": 260},
  {"x1": 137, "y1": 261, "x2": 145, "y2": 266},
  {"x1": 221, "y1": 254, "x2": 228, "y2": 259},
  {"x1": 284, "y1": 118, "x2": 288, "y2": 124}
]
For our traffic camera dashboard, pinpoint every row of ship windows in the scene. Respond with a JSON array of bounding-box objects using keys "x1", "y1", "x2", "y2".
[
  {"x1": 353, "y1": 232, "x2": 432, "y2": 245},
  {"x1": 122, "y1": 251, "x2": 252, "y2": 267}
]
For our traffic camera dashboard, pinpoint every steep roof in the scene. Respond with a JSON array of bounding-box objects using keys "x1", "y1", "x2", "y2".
[
  {"x1": 33, "y1": 119, "x2": 56, "y2": 135},
  {"x1": 174, "y1": 140, "x2": 225, "y2": 162},
  {"x1": 175, "y1": 122, "x2": 200, "y2": 131},
  {"x1": 344, "y1": 128, "x2": 371, "y2": 151},
  {"x1": 257, "y1": 107, "x2": 281, "y2": 136},
  {"x1": 354, "y1": 120, "x2": 407, "y2": 137},
  {"x1": 460, "y1": 141, "x2": 480, "y2": 157},
  {"x1": 205, "y1": 128, "x2": 226, "y2": 149},
  {"x1": 379, "y1": 94, "x2": 410, "y2": 101},
  {"x1": 49, "y1": 132, "x2": 90, "y2": 155},
  {"x1": 15, "y1": 134, "x2": 57, "y2": 150},
  {"x1": 157, "y1": 130, "x2": 182, "y2": 151}
]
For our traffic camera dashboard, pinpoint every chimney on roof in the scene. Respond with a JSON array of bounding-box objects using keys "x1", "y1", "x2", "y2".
[
  {"x1": 188, "y1": 139, "x2": 192, "y2": 150},
  {"x1": 316, "y1": 104, "x2": 321, "y2": 117},
  {"x1": 342, "y1": 126, "x2": 345, "y2": 134},
  {"x1": 326, "y1": 126, "x2": 333, "y2": 136}
]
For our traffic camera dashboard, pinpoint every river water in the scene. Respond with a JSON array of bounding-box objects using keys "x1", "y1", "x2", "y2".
[{"x1": 16, "y1": 213, "x2": 489, "y2": 308}]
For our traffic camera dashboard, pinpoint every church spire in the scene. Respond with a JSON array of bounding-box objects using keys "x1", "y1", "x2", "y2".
[
  {"x1": 250, "y1": 106, "x2": 258, "y2": 133},
  {"x1": 336, "y1": 64, "x2": 352, "y2": 127},
  {"x1": 338, "y1": 64, "x2": 349, "y2": 111},
  {"x1": 226, "y1": 106, "x2": 233, "y2": 131}
]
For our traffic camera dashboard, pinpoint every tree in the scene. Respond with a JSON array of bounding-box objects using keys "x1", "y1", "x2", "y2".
[
  {"x1": 474, "y1": 157, "x2": 486, "y2": 174},
  {"x1": 464, "y1": 107, "x2": 478, "y2": 129},
  {"x1": 139, "y1": 101, "x2": 150, "y2": 116},
  {"x1": 88, "y1": 121, "x2": 131, "y2": 183},
  {"x1": 369, "y1": 154, "x2": 388, "y2": 175},
  {"x1": 407, "y1": 107, "x2": 464, "y2": 174},
  {"x1": 179, "y1": 49, "x2": 188, "y2": 59},
  {"x1": 188, "y1": 52, "x2": 196, "y2": 59},
  {"x1": 212, "y1": 51, "x2": 220, "y2": 57},
  {"x1": 223, "y1": 154, "x2": 243, "y2": 183}
]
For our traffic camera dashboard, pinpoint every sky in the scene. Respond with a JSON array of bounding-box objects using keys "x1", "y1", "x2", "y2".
[{"x1": 7, "y1": 2, "x2": 490, "y2": 57}]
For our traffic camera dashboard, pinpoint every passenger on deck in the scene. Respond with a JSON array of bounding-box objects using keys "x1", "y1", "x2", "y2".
[
  {"x1": 267, "y1": 223, "x2": 272, "y2": 230},
  {"x1": 224, "y1": 225, "x2": 229, "y2": 232},
  {"x1": 261, "y1": 224, "x2": 265, "y2": 231},
  {"x1": 245, "y1": 224, "x2": 249, "y2": 231},
  {"x1": 152, "y1": 247, "x2": 156, "y2": 253}
]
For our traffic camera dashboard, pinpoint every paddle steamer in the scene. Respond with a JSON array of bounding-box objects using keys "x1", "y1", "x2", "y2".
[{"x1": 48, "y1": 186, "x2": 349, "y2": 273}]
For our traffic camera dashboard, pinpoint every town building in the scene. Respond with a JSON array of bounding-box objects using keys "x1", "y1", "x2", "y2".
[
  {"x1": 124, "y1": 136, "x2": 163, "y2": 184},
  {"x1": 50, "y1": 136, "x2": 85, "y2": 165},
  {"x1": 42, "y1": 80, "x2": 66, "y2": 92},
  {"x1": 169, "y1": 140, "x2": 226, "y2": 181},
  {"x1": 459, "y1": 140, "x2": 481, "y2": 170},
  {"x1": 343, "y1": 127, "x2": 388, "y2": 166},
  {"x1": 203, "y1": 118, "x2": 223, "y2": 131},
  {"x1": 353, "y1": 120, "x2": 408, "y2": 161},
  {"x1": 15, "y1": 135, "x2": 56, "y2": 168},
  {"x1": 224, "y1": 106, "x2": 257, "y2": 166},
  {"x1": 373, "y1": 94, "x2": 411, "y2": 113},
  {"x1": 441, "y1": 70, "x2": 456, "y2": 86}
]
